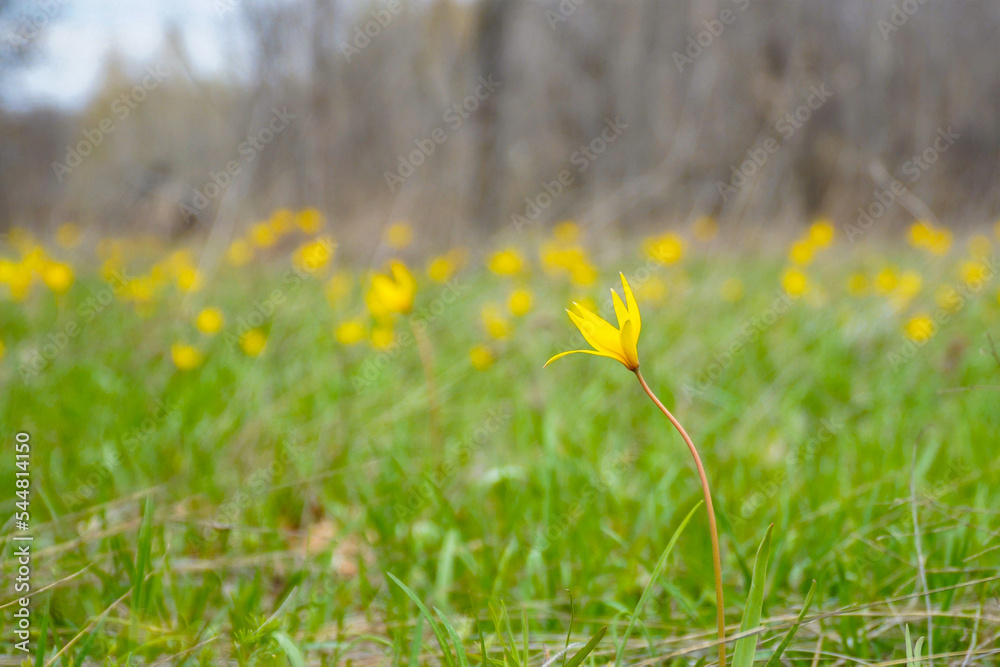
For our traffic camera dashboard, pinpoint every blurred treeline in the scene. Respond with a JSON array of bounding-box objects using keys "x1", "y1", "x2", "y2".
[{"x1": 1, "y1": 0, "x2": 997, "y2": 247}]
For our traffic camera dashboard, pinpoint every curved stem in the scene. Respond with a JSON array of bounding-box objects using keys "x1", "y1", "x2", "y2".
[{"x1": 635, "y1": 368, "x2": 726, "y2": 667}]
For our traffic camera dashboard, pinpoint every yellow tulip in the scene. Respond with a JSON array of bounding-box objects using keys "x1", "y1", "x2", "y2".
[
  {"x1": 227, "y1": 239, "x2": 254, "y2": 266},
  {"x1": 904, "y1": 315, "x2": 935, "y2": 343},
  {"x1": 385, "y1": 221, "x2": 413, "y2": 249},
  {"x1": 508, "y1": 288, "x2": 533, "y2": 317},
  {"x1": 171, "y1": 344, "x2": 203, "y2": 370},
  {"x1": 469, "y1": 344, "x2": 495, "y2": 370},
  {"x1": 367, "y1": 261, "x2": 416, "y2": 316},
  {"x1": 196, "y1": 307, "x2": 224, "y2": 335},
  {"x1": 546, "y1": 273, "x2": 640, "y2": 371},
  {"x1": 426, "y1": 256, "x2": 455, "y2": 283},
  {"x1": 808, "y1": 219, "x2": 835, "y2": 248},
  {"x1": 781, "y1": 268, "x2": 809, "y2": 298},
  {"x1": 240, "y1": 329, "x2": 267, "y2": 357},
  {"x1": 335, "y1": 319, "x2": 366, "y2": 345},
  {"x1": 296, "y1": 208, "x2": 325, "y2": 234},
  {"x1": 42, "y1": 262, "x2": 74, "y2": 294},
  {"x1": 488, "y1": 248, "x2": 525, "y2": 276}
]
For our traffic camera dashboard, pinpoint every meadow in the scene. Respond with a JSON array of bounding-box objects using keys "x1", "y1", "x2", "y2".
[{"x1": 1, "y1": 215, "x2": 998, "y2": 665}]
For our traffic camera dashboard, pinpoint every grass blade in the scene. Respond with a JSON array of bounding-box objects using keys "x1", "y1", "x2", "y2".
[
  {"x1": 271, "y1": 631, "x2": 306, "y2": 667},
  {"x1": 764, "y1": 580, "x2": 816, "y2": 667},
  {"x1": 435, "y1": 606, "x2": 470, "y2": 667},
  {"x1": 614, "y1": 500, "x2": 702, "y2": 666},
  {"x1": 565, "y1": 626, "x2": 608, "y2": 667},
  {"x1": 387, "y1": 572, "x2": 456, "y2": 667},
  {"x1": 732, "y1": 524, "x2": 774, "y2": 667}
]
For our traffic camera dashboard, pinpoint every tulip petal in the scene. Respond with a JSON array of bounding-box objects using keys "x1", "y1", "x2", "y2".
[
  {"x1": 611, "y1": 290, "x2": 629, "y2": 329},
  {"x1": 544, "y1": 348, "x2": 625, "y2": 368},
  {"x1": 620, "y1": 319, "x2": 639, "y2": 370},
  {"x1": 568, "y1": 305, "x2": 622, "y2": 355},
  {"x1": 620, "y1": 273, "x2": 641, "y2": 337}
]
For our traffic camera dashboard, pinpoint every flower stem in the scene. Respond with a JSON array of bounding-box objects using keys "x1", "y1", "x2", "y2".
[{"x1": 634, "y1": 368, "x2": 726, "y2": 667}]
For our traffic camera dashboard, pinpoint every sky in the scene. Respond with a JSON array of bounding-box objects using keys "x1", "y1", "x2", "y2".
[{"x1": 1, "y1": 0, "x2": 238, "y2": 111}]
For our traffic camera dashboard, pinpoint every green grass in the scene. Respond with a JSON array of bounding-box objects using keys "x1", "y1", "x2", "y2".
[{"x1": 1, "y1": 241, "x2": 998, "y2": 665}]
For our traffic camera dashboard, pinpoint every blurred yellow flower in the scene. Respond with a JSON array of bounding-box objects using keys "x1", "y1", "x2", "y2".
[
  {"x1": 552, "y1": 221, "x2": 580, "y2": 244},
  {"x1": 637, "y1": 276, "x2": 668, "y2": 304},
  {"x1": 8, "y1": 227, "x2": 34, "y2": 250},
  {"x1": 370, "y1": 323, "x2": 394, "y2": 349},
  {"x1": 894, "y1": 271, "x2": 922, "y2": 303},
  {"x1": 927, "y1": 228, "x2": 952, "y2": 255},
  {"x1": 908, "y1": 222, "x2": 932, "y2": 248},
  {"x1": 42, "y1": 262, "x2": 74, "y2": 294},
  {"x1": 959, "y1": 259, "x2": 988, "y2": 286},
  {"x1": 426, "y1": 255, "x2": 455, "y2": 283},
  {"x1": 385, "y1": 221, "x2": 413, "y2": 249},
  {"x1": 240, "y1": 329, "x2": 267, "y2": 357},
  {"x1": 904, "y1": 315, "x2": 935, "y2": 342},
  {"x1": 171, "y1": 343, "x2": 203, "y2": 370},
  {"x1": 227, "y1": 239, "x2": 254, "y2": 266},
  {"x1": 847, "y1": 273, "x2": 868, "y2": 296},
  {"x1": 967, "y1": 234, "x2": 992, "y2": 259},
  {"x1": 325, "y1": 269, "x2": 354, "y2": 305},
  {"x1": 781, "y1": 268, "x2": 809, "y2": 298},
  {"x1": 296, "y1": 208, "x2": 325, "y2": 234},
  {"x1": 569, "y1": 261, "x2": 598, "y2": 286},
  {"x1": 481, "y1": 304, "x2": 512, "y2": 340},
  {"x1": 367, "y1": 261, "x2": 416, "y2": 316},
  {"x1": 508, "y1": 288, "x2": 533, "y2": 316},
  {"x1": 469, "y1": 344, "x2": 495, "y2": 370},
  {"x1": 326, "y1": 270, "x2": 353, "y2": 303},
  {"x1": 721, "y1": 278, "x2": 744, "y2": 302},
  {"x1": 251, "y1": 223, "x2": 276, "y2": 248},
  {"x1": 644, "y1": 233, "x2": 685, "y2": 265},
  {"x1": 546, "y1": 273, "x2": 641, "y2": 371},
  {"x1": 0, "y1": 339, "x2": 4, "y2": 359},
  {"x1": 693, "y1": 216, "x2": 718, "y2": 241},
  {"x1": 808, "y1": 219, "x2": 835, "y2": 248},
  {"x1": 294, "y1": 237, "x2": 336, "y2": 273},
  {"x1": 56, "y1": 222, "x2": 81, "y2": 248},
  {"x1": 335, "y1": 319, "x2": 366, "y2": 345},
  {"x1": 177, "y1": 266, "x2": 202, "y2": 292},
  {"x1": 269, "y1": 209, "x2": 295, "y2": 235},
  {"x1": 874, "y1": 267, "x2": 898, "y2": 294},
  {"x1": 488, "y1": 248, "x2": 525, "y2": 276},
  {"x1": 196, "y1": 307, "x2": 224, "y2": 335},
  {"x1": 935, "y1": 286, "x2": 960, "y2": 313},
  {"x1": 788, "y1": 240, "x2": 815, "y2": 266}
]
